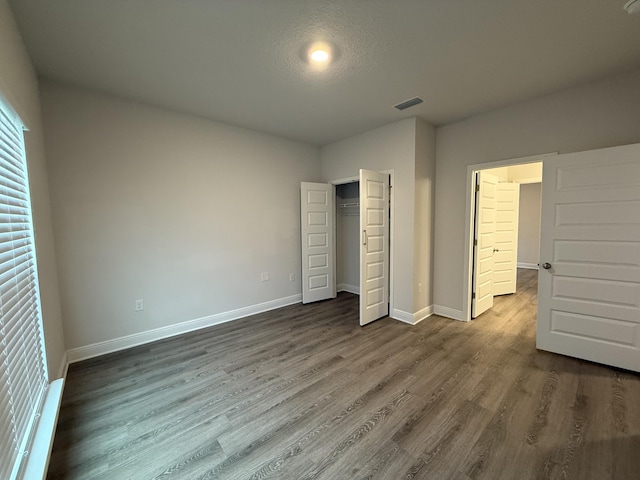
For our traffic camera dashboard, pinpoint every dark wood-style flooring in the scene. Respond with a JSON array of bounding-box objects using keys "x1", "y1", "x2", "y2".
[{"x1": 47, "y1": 269, "x2": 640, "y2": 479}]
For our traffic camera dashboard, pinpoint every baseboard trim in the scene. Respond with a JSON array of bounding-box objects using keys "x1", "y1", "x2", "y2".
[
  {"x1": 390, "y1": 305, "x2": 434, "y2": 325},
  {"x1": 433, "y1": 305, "x2": 466, "y2": 322},
  {"x1": 391, "y1": 308, "x2": 413, "y2": 324},
  {"x1": 518, "y1": 262, "x2": 539, "y2": 270},
  {"x1": 56, "y1": 351, "x2": 69, "y2": 380},
  {"x1": 67, "y1": 294, "x2": 302, "y2": 363},
  {"x1": 413, "y1": 305, "x2": 434, "y2": 325},
  {"x1": 337, "y1": 283, "x2": 360, "y2": 295}
]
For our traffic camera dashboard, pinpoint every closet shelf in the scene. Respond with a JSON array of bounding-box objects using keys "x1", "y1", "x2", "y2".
[{"x1": 337, "y1": 202, "x2": 360, "y2": 216}]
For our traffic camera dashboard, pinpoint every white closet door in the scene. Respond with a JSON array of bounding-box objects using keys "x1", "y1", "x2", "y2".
[
  {"x1": 301, "y1": 182, "x2": 335, "y2": 304},
  {"x1": 472, "y1": 171, "x2": 498, "y2": 318},
  {"x1": 493, "y1": 182, "x2": 520, "y2": 295},
  {"x1": 359, "y1": 169, "x2": 389, "y2": 325},
  {"x1": 537, "y1": 143, "x2": 640, "y2": 372}
]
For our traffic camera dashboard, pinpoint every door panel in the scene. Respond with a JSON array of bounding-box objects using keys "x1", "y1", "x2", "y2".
[
  {"x1": 537, "y1": 143, "x2": 640, "y2": 372},
  {"x1": 472, "y1": 171, "x2": 498, "y2": 318},
  {"x1": 301, "y1": 182, "x2": 335, "y2": 304},
  {"x1": 360, "y1": 169, "x2": 389, "y2": 325},
  {"x1": 493, "y1": 183, "x2": 520, "y2": 295}
]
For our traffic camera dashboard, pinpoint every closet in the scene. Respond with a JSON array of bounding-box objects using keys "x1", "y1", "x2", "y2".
[
  {"x1": 300, "y1": 169, "x2": 391, "y2": 326},
  {"x1": 336, "y1": 182, "x2": 360, "y2": 295}
]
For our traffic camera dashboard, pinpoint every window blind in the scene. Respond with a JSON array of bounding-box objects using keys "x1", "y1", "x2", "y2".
[{"x1": 0, "y1": 100, "x2": 48, "y2": 480}]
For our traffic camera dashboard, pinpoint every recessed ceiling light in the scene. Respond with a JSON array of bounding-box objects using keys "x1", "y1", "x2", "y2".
[
  {"x1": 310, "y1": 49, "x2": 330, "y2": 62},
  {"x1": 307, "y1": 41, "x2": 332, "y2": 67}
]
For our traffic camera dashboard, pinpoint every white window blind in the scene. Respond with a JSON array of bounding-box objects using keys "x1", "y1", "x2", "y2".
[{"x1": 0, "y1": 99, "x2": 48, "y2": 480}]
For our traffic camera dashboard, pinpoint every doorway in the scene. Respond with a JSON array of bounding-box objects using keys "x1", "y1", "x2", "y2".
[
  {"x1": 300, "y1": 169, "x2": 394, "y2": 326},
  {"x1": 335, "y1": 181, "x2": 360, "y2": 295},
  {"x1": 465, "y1": 156, "x2": 548, "y2": 321},
  {"x1": 463, "y1": 144, "x2": 640, "y2": 372}
]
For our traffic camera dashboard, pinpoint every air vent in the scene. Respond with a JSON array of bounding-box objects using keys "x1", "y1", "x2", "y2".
[{"x1": 394, "y1": 96, "x2": 423, "y2": 111}]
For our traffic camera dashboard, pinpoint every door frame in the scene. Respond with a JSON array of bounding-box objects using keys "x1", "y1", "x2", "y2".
[
  {"x1": 330, "y1": 169, "x2": 395, "y2": 318},
  {"x1": 462, "y1": 153, "x2": 556, "y2": 322}
]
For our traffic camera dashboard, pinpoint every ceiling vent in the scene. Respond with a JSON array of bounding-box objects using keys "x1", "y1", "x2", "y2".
[{"x1": 394, "y1": 96, "x2": 424, "y2": 111}]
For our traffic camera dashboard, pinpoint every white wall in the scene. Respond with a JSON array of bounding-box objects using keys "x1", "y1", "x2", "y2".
[
  {"x1": 483, "y1": 163, "x2": 542, "y2": 183},
  {"x1": 413, "y1": 118, "x2": 436, "y2": 313},
  {"x1": 508, "y1": 162, "x2": 542, "y2": 183},
  {"x1": 0, "y1": 1, "x2": 66, "y2": 378},
  {"x1": 41, "y1": 81, "x2": 321, "y2": 351},
  {"x1": 321, "y1": 118, "x2": 416, "y2": 315},
  {"x1": 482, "y1": 166, "x2": 509, "y2": 181},
  {"x1": 517, "y1": 183, "x2": 541, "y2": 267},
  {"x1": 321, "y1": 117, "x2": 437, "y2": 321},
  {"x1": 434, "y1": 68, "x2": 640, "y2": 315}
]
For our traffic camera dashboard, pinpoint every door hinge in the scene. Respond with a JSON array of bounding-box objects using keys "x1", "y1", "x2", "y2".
[
  {"x1": 475, "y1": 184, "x2": 480, "y2": 192},
  {"x1": 472, "y1": 292, "x2": 476, "y2": 299},
  {"x1": 473, "y1": 239, "x2": 478, "y2": 246}
]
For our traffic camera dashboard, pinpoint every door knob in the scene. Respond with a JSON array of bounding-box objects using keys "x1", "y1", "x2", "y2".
[
  {"x1": 493, "y1": 248, "x2": 499, "y2": 253},
  {"x1": 542, "y1": 262, "x2": 552, "y2": 269}
]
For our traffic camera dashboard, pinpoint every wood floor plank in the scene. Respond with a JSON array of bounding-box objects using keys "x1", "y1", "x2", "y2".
[{"x1": 47, "y1": 270, "x2": 640, "y2": 479}]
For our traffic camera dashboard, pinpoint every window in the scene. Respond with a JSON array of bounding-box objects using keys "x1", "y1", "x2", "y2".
[{"x1": 0, "y1": 98, "x2": 48, "y2": 480}]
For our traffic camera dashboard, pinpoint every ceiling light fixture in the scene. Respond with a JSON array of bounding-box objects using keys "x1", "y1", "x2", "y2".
[
  {"x1": 310, "y1": 49, "x2": 329, "y2": 62},
  {"x1": 307, "y1": 41, "x2": 332, "y2": 67},
  {"x1": 624, "y1": 0, "x2": 640, "y2": 14}
]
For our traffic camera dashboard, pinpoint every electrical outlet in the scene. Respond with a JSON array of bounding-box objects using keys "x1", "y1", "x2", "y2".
[
  {"x1": 135, "y1": 299, "x2": 144, "y2": 311},
  {"x1": 261, "y1": 272, "x2": 270, "y2": 282},
  {"x1": 289, "y1": 273, "x2": 295, "y2": 282}
]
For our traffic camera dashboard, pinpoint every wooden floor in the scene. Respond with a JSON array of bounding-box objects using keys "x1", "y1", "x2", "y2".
[{"x1": 48, "y1": 269, "x2": 640, "y2": 479}]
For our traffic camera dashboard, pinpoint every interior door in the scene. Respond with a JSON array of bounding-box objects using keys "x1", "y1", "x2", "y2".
[
  {"x1": 300, "y1": 182, "x2": 335, "y2": 304},
  {"x1": 537, "y1": 143, "x2": 640, "y2": 372},
  {"x1": 359, "y1": 169, "x2": 389, "y2": 325},
  {"x1": 472, "y1": 171, "x2": 498, "y2": 318},
  {"x1": 493, "y1": 182, "x2": 520, "y2": 295}
]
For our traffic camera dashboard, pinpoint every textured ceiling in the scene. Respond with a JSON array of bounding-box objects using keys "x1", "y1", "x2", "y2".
[{"x1": 8, "y1": 0, "x2": 640, "y2": 145}]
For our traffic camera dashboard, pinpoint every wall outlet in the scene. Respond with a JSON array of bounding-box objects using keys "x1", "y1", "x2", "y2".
[
  {"x1": 135, "y1": 299, "x2": 144, "y2": 311},
  {"x1": 261, "y1": 272, "x2": 270, "y2": 282},
  {"x1": 289, "y1": 273, "x2": 295, "y2": 282}
]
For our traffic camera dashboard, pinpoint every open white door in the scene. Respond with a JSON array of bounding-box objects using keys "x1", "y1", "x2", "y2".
[
  {"x1": 359, "y1": 169, "x2": 389, "y2": 325},
  {"x1": 493, "y1": 182, "x2": 520, "y2": 295},
  {"x1": 301, "y1": 182, "x2": 335, "y2": 304},
  {"x1": 537, "y1": 143, "x2": 640, "y2": 372},
  {"x1": 472, "y1": 171, "x2": 498, "y2": 318}
]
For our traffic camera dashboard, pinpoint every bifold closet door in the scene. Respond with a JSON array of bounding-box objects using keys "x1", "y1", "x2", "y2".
[
  {"x1": 300, "y1": 182, "x2": 336, "y2": 304},
  {"x1": 359, "y1": 169, "x2": 389, "y2": 325}
]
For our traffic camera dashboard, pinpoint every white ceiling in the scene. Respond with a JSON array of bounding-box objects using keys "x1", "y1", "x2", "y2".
[{"x1": 8, "y1": 0, "x2": 640, "y2": 145}]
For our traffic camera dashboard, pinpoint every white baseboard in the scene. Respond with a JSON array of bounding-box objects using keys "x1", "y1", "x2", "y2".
[
  {"x1": 67, "y1": 294, "x2": 302, "y2": 363},
  {"x1": 518, "y1": 262, "x2": 539, "y2": 270},
  {"x1": 413, "y1": 305, "x2": 434, "y2": 324},
  {"x1": 391, "y1": 308, "x2": 413, "y2": 324},
  {"x1": 390, "y1": 305, "x2": 434, "y2": 325},
  {"x1": 337, "y1": 283, "x2": 360, "y2": 295},
  {"x1": 433, "y1": 305, "x2": 466, "y2": 322},
  {"x1": 56, "y1": 351, "x2": 69, "y2": 380}
]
